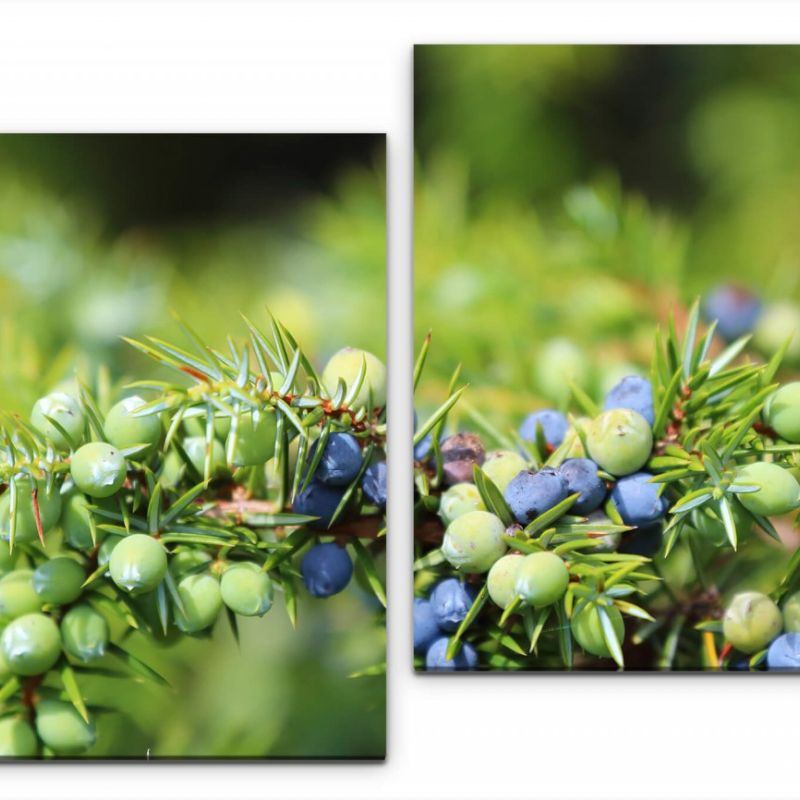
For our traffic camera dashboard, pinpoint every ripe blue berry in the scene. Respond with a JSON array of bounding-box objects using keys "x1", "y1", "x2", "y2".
[
  {"x1": 429, "y1": 578, "x2": 477, "y2": 632},
  {"x1": 413, "y1": 598, "x2": 441, "y2": 654},
  {"x1": 104, "y1": 395, "x2": 162, "y2": 456},
  {"x1": 618, "y1": 522, "x2": 663, "y2": 556},
  {"x1": 519, "y1": 409, "x2": 568, "y2": 450},
  {"x1": 361, "y1": 460, "x2": 387, "y2": 509},
  {"x1": 441, "y1": 510, "x2": 507, "y2": 574},
  {"x1": 736, "y1": 462, "x2": 800, "y2": 517},
  {"x1": 610, "y1": 472, "x2": 668, "y2": 527},
  {"x1": 414, "y1": 433, "x2": 434, "y2": 463},
  {"x1": 723, "y1": 591, "x2": 782, "y2": 654},
  {"x1": 292, "y1": 480, "x2": 346, "y2": 529},
  {"x1": 440, "y1": 433, "x2": 485, "y2": 486},
  {"x1": 310, "y1": 433, "x2": 362, "y2": 486},
  {"x1": 425, "y1": 637, "x2": 478, "y2": 671},
  {"x1": 557, "y1": 458, "x2": 606, "y2": 515},
  {"x1": 603, "y1": 375, "x2": 655, "y2": 427},
  {"x1": 504, "y1": 468, "x2": 569, "y2": 527},
  {"x1": 767, "y1": 632, "x2": 800, "y2": 670},
  {"x1": 70, "y1": 442, "x2": 127, "y2": 498},
  {"x1": 301, "y1": 542, "x2": 353, "y2": 598},
  {"x1": 704, "y1": 284, "x2": 762, "y2": 342},
  {"x1": 586, "y1": 409, "x2": 653, "y2": 476}
]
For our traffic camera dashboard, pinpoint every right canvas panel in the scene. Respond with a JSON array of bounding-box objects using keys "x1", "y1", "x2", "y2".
[{"x1": 413, "y1": 44, "x2": 800, "y2": 672}]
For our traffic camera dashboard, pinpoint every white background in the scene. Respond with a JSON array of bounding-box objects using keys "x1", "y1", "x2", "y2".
[{"x1": 2, "y1": 2, "x2": 800, "y2": 798}]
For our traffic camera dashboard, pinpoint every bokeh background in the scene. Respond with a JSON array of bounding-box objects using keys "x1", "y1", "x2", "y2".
[
  {"x1": 414, "y1": 45, "x2": 800, "y2": 422},
  {"x1": 0, "y1": 134, "x2": 386, "y2": 757}
]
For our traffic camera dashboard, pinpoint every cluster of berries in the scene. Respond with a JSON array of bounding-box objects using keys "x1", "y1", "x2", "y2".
[
  {"x1": 416, "y1": 367, "x2": 800, "y2": 669},
  {"x1": 0, "y1": 341, "x2": 388, "y2": 756}
]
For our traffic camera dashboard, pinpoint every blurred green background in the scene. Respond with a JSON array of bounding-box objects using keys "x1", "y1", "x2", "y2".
[
  {"x1": 0, "y1": 134, "x2": 386, "y2": 758},
  {"x1": 414, "y1": 45, "x2": 800, "y2": 423}
]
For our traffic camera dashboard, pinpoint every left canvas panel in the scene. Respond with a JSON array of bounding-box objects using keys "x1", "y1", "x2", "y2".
[{"x1": 0, "y1": 133, "x2": 387, "y2": 759}]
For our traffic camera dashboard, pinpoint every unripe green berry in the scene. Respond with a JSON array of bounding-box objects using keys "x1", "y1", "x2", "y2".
[
  {"x1": 1, "y1": 612, "x2": 61, "y2": 675},
  {"x1": 35, "y1": 700, "x2": 96, "y2": 755},
  {"x1": 723, "y1": 591, "x2": 782, "y2": 654},
  {"x1": 227, "y1": 411, "x2": 277, "y2": 467},
  {"x1": 183, "y1": 436, "x2": 227, "y2": 478},
  {"x1": 159, "y1": 449, "x2": 185, "y2": 488},
  {"x1": 514, "y1": 552, "x2": 570, "y2": 608},
  {"x1": 586, "y1": 409, "x2": 652, "y2": 476},
  {"x1": 782, "y1": 591, "x2": 800, "y2": 633},
  {"x1": 183, "y1": 412, "x2": 231, "y2": 440},
  {"x1": 0, "y1": 570, "x2": 43, "y2": 620},
  {"x1": 558, "y1": 420, "x2": 589, "y2": 460},
  {"x1": 103, "y1": 395, "x2": 162, "y2": 456},
  {"x1": 0, "y1": 546, "x2": 15, "y2": 577},
  {"x1": 438, "y1": 483, "x2": 486, "y2": 526},
  {"x1": 482, "y1": 450, "x2": 528, "y2": 492},
  {"x1": 0, "y1": 716, "x2": 38, "y2": 757},
  {"x1": 441, "y1": 510, "x2": 508, "y2": 574},
  {"x1": 61, "y1": 604, "x2": 109, "y2": 663},
  {"x1": 0, "y1": 643, "x2": 10, "y2": 681},
  {"x1": 59, "y1": 492, "x2": 95, "y2": 550},
  {"x1": 764, "y1": 382, "x2": 800, "y2": 443},
  {"x1": 31, "y1": 392, "x2": 85, "y2": 451},
  {"x1": 535, "y1": 338, "x2": 590, "y2": 404},
  {"x1": 220, "y1": 562, "x2": 274, "y2": 617},
  {"x1": 754, "y1": 302, "x2": 800, "y2": 363},
  {"x1": 174, "y1": 573, "x2": 222, "y2": 633},
  {"x1": 571, "y1": 603, "x2": 624, "y2": 658},
  {"x1": 691, "y1": 503, "x2": 752, "y2": 547},
  {"x1": 98, "y1": 535, "x2": 123, "y2": 570},
  {"x1": 109, "y1": 534, "x2": 167, "y2": 595},
  {"x1": 486, "y1": 554, "x2": 523, "y2": 609},
  {"x1": 32, "y1": 557, "x2": 85, "y2": 606},
  {"x1": 169, "y1": 548, "x2": 213, "y2": 579},
  {"x1": 322, "y1": 347, "x2": 387, "y2": 410},
  {"x1": 735, "y1": 462, "x2": 800, "y2": 517},
  {"x1": 0, "y1": 478, "x2": 63, "y2": 544},
  {"x1": 70, "y1": 442, "x2": 127, "y2": 498}
]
